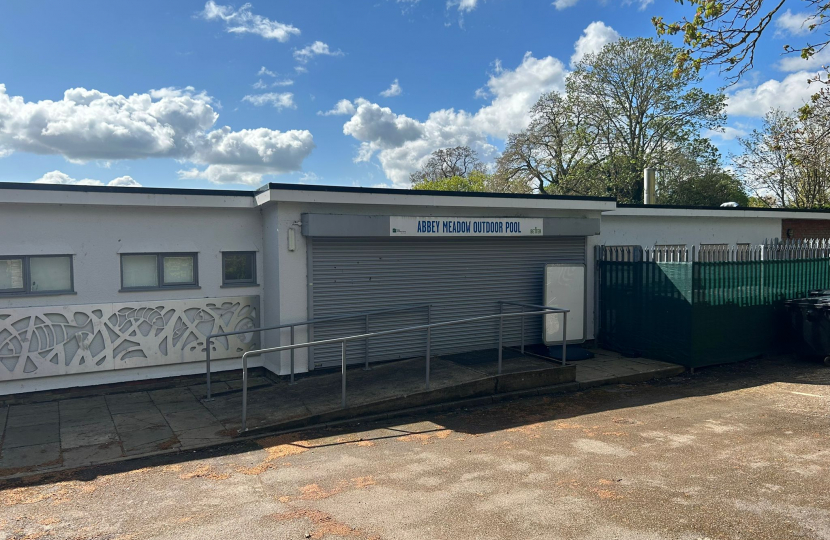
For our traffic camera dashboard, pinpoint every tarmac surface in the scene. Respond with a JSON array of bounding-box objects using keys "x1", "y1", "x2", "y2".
[{"x1": 1, "y1": 354, "x2": 829, "y2": 540}]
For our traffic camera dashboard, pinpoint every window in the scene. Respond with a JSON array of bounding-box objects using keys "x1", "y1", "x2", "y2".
[
  {"x1": 0, "y1": 255, "x2": 74, "y2": 296},
  {"x1": 121, "y1": 253, "x2": 198, "y2": 291},
  {"x1": 222, "y1": 252, "x2": 257, "y2": 286}
]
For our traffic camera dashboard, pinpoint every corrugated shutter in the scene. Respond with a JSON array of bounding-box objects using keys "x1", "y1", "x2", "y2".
[{"x1": 310, "y1": 236, "x2": 586, "y2": 369}]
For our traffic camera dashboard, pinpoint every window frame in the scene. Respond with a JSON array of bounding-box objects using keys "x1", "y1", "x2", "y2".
[
  {"x1": 0, "y1": 254, "x2": 75, "y2": 297},
  {"x1": 120, "y1": 252, "x2": 199, "y2": 292},
  {"x1": 221, "y1": 251, "x2": 258, "y2": 287}
]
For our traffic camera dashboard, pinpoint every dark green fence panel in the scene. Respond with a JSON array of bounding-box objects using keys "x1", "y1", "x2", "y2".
[{"x1": 599, "y1": 258, "x2": 830, "y2": 368}]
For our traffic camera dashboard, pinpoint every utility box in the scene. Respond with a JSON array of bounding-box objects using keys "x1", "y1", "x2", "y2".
[{"x1": 543, "y1": 263, "x2": 586, "y2": 344}]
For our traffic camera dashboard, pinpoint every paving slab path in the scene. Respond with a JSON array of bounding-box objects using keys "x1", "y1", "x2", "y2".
[{"x1": 0, "y1": 349, "x2": 681, "y2": 477}]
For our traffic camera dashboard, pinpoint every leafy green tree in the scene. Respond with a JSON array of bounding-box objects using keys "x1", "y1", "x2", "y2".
[
  {"x1": 411, "y1": 171, "x2": 488, "y2": 192},
  {"x1": 496, "y1": 91, "x2": 602, "y2": 195},
  {"x1": 733, "y1": 95, "x2": 830, "y2": 208},
  {"x1": 657, "y1": 138, "x2": 749, "y2": 206},
  {"x1": 411, "y1": 170, "x2": 531, "y2": 194},
  {"x1": 654, "y1": 0, "x2": 830, "y2": 84},
  {"x1": 409, "y1": 146, "x2": 487, "y2": 186},
  {"x1": 497, "y1": 38, "x2": 726, "y2": 203}
]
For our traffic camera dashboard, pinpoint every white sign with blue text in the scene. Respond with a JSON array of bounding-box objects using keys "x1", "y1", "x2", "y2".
[{"x1": 390, "y1": 217, "x2": 544, "y2": 237}]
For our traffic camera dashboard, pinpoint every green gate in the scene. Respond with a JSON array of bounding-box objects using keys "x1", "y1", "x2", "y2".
[{"x1": 598, "y1": 251, "x2": 830, "y2": 368}]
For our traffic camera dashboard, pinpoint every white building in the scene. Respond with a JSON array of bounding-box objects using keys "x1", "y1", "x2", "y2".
[{"x1": 2, "y1": 182, "x2": 829, "y2": 395}]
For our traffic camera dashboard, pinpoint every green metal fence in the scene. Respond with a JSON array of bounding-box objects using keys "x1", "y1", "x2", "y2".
[{"x1": 597, "y1": 247, "x2": 830, "y2": 368}]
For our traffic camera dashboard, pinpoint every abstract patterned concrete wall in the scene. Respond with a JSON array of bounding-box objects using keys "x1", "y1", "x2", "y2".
[{"x1": 0, "y1": 296, "x2": 259, "y2": 381}]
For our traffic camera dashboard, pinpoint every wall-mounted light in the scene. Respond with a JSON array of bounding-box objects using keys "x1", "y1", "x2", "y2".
[{"x1": 288, "y1": 227, "x2": 296, "y2": 251}]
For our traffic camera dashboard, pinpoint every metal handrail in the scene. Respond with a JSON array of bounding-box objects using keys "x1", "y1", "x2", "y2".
[
  {"x1": 498, "y1": 301, "x2": 571, "y2": 356},
  {"x1": 236, "y1": 304, "x2": 569, "y2": 431},
  {"x1": 204, "y1": 303, "x2": 431, "y2": 399}
]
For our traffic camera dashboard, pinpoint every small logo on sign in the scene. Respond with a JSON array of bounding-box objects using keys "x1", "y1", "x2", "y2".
[{"x1": 530, "y1": 227, "x2": 542, "y2": 235}]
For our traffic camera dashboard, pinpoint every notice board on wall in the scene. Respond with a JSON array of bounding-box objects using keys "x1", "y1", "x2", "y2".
[{"x1": 543, "y1": 263, "x2": 585, "y2": 344}]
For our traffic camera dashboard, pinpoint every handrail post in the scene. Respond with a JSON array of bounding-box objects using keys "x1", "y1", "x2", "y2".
[
  {"x1": 561, "y1": 311, "x2": 567, "y2": 366},
  {"x1": 241, "y1": 353, "x2": 248, "y2": 432},
  {"x1": 498, "y1": 303, "x2": 503, "y2": 375},
  {"x1": 363, "y1": 314, "x2": 371, "y2": 371},
  {"x1": 341, "y1": 341, "x2": 347, "y2": 409},
  {"x1": 289, "y1": 325, "x2": 296, "y2": 385},
  {"x1": 205, "y1": 337, "x2": 212, "y2": 401},
  {"x1": 520, "y1": 305, "x2": 525, "y2": 355}
]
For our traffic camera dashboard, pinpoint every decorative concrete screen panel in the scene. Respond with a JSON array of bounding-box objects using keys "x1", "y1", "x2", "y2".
[{"x1": 0, "y1": 296, "x2": 259, "y2": 381}]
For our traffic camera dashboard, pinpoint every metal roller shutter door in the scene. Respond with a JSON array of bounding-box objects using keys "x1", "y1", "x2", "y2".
[{"x1": 310, "y1": 236, "x2": 586, "y2": 369}]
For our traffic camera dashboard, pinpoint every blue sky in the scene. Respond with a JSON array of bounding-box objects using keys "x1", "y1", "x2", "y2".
[{"x1": 0, "y1": 0, "x2": 824, "y2": 190}]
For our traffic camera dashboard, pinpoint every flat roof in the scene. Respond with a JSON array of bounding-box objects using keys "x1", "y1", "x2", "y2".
[
  {"x1": 0, "y1": 181, "x2": 255, "y2": 197},
  {"x1": 260, "y1": 182, "x2": 615, "y2": 202},
  {"x1": 619, "y1": 203, "x2": 830, "y2": 214},
  {"x1": 609, "y1": 204, "x2": 830, "y2": 220}
]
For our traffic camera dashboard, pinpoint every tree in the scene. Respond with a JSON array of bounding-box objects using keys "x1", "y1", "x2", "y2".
[
  {"x1": 733, "y1": 99, "x2": 830, "y2": 208},
  {"x1": 410, "y1": 147, "x2": 531, "y2": 193},
  {"x1": 410, "y1": 171, "x2": 488, "y2": 192},
  {"x1": 496, "y1": 91, "x2": 602, "y2": 195},
  {"x1": 657, "y1": 138, "x2": 749, "y2": 206},
  {"x1": 409, "y1": 146, "x2": 486, "y2": 185},
  {"x1": 497, "y1": 38, "x2": 727, "y2": 203},
  {"x1": 654, "y1": 0, "x2": 830, "y2": 84}
]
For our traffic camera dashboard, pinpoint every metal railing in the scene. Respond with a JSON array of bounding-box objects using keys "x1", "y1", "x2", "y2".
[
  {"x1": 236, "y1": 303, "x2": 569, "y2": 431},
  {"x1": 203, "y1": 303, "x2": 431, "y2": 400}
]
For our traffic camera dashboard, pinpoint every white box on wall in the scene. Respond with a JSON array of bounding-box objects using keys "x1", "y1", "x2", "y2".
[{"x1": 543, "y1": 263, "x2": 585, "y2": 344}]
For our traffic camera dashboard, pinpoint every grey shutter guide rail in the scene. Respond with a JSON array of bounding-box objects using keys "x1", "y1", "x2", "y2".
[{"x1": 310, "y1": 236, "x2": 586, "y2": 368}]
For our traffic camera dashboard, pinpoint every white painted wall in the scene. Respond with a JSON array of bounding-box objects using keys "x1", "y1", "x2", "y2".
[
  {"x1": 4, "y1": 186, "x2": 803, "y2": 392},
  {"x1": 0, "y1": 202, "x2": 265, "y2": 394},
  {"x1": 599, "y1": 214, "x2": 783, "y2": 247}
]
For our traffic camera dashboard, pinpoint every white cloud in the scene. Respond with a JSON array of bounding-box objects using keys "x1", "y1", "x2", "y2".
[
  {"x1": 318, "y1": 99, "x2": 357, "y2": 116},
  {"x1": 448, "y1": 0, "x2": 480, "y2": 12},
  {"x1": 570, "y1": 21, "x2": 620, "y2": 67},
  {"x1": 298, "y1": 171, "x2": 321, "y2": 183},
  {"x1": 257, "y1": 66, "x2": 277, "y2": 77},
  {"x1": 339, "y1": 51, "x2": 567, "y2": 186},
  {"x1": 33, "y1": 170, "x2": 142, "y2": 187},
  {"x1": 728, "y1": 71, "x2": 820, "y2": 117},
  {"x1": 704, "y1": 126, "x2": 748, "y2": 141},
  {"x1": 242, "y1": 92, "x2": 296, "y2": 110},
  {"x1": 343, "y1": 99, "x2": 425, "y2": 148},
  {"x1": 0, "y1": 84, "x2": 314, "y2": 186},
  {"x1": 272, "y1": 79, "x2": 294, "y2": 87},
  {"x1": 293, "y1": 41, "x2": 344, "y2": 64},
  {"x1": 200, "y1": 1, "x2": 300, "y2": 42},
  {"x1": 775, "y1": 9, "x2": 817, "y2": 36},
  {"x1": 108, "y1": 175, "x2": 142, "y2": 187},
  {"x1": 380, "y1": 79, "x2": 403, "y2": 98},
  {"x1": 555, "y1": 0, "x2": 651, "y2": 10},
  {"x1": 179, "y1": 127, "x2": 315, "y2": 184},
  {"x1": 777, "y1": 47, "x2": 830, "y2": 72},
  {"x1": 624, "y1": 0, "x2": 654, "y2": 10},
  {"x1": 252, "y1": 79, "x2": 268, "y2": 89}
]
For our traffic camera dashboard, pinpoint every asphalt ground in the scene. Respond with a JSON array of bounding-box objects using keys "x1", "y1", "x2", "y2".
[{"x1": 1, "y1": 354, "x2": 828, "y2": 540}]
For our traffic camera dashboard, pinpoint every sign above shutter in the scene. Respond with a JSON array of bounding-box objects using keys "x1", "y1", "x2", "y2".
[{"x1": 390, "y1": 217, "x2": 543, "y2": 237}]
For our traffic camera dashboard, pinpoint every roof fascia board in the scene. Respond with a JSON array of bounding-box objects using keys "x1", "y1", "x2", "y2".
[
  {"x1": 260, "y1": 188, "x2": 617, "y2": 211},
  {"x1": 605, "y1": 208, "x2": 830, "y2": 220},
  {"x1": 0, "y1": 189, "x2": 256, "y2": 209}
]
